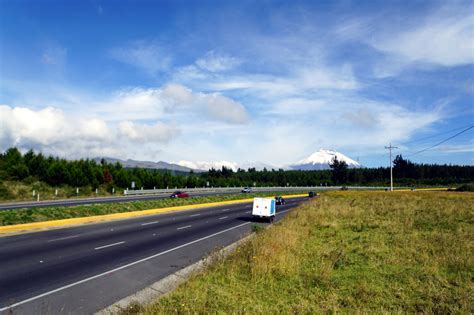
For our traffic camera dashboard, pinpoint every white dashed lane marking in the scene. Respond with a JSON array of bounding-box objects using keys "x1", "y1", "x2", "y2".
[
  {"x1": 177, "y1": 225, "x2": 191, "y2": 230},
  {"x1": 94, "y1": 241, "x2": 125, "y2": 250},
  {"x1": 141, "y1": 221, "x2": 159, "y2": 226},
  {"x1": 47, "y1": 235, "x2": 81, "y2": 243}
]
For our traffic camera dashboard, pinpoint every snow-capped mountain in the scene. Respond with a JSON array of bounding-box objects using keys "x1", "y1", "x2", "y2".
[
  {"x1": 173, "y1": 160, "x2": 239, "y2": 172},
  {"x1": 97, "y1": 149, "x2": 359, "y2": 173},
  {"x1": 239, "y1": 161, "x2": 278, "y2": 171},
  {"x1": 173, "y1": 160, "x2": 278, "y2": 172},
  {"x1": 289, "y1": 149, "x2": 360, "y2": 170}
]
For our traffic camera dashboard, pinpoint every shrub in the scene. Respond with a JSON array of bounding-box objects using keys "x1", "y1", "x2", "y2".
[{"x1": 456, "y1": 184, "x2": 474, "y2": 192}]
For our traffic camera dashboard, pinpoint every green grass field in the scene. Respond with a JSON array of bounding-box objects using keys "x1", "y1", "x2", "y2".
[
  {"x1": 133, "y1": 191, "x2": 473, "y2": 314},
  {"x1": 0, "y1": 180, "x2": 113, "y2": 201},
  {"x1": 0, "y1": 192, "x2": 305, "y2": 226}
]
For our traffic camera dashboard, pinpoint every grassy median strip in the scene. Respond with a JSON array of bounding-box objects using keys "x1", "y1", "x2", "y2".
[
  {"x1": 134, "y1": 191, "x2": 473, "y2": 314},
  {"x1": 0, "y1": 192, "x2": 305, "y2": 226}
]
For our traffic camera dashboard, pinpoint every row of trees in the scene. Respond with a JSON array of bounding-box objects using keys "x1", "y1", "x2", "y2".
[{"x1": 0, "y1": 148, "x2": 472, "y2": 191}]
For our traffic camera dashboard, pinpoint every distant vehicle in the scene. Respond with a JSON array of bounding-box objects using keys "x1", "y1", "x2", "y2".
[
  {"x1": 241, "y1": 187, "x2": 252, "y2": 193},
  {"x1": 308, "y1": 191, "x2": 317, "y2": 197},
  {"x1": 170, "y1": 191, "x2": 189, "y2": 198},
  {"x1": 252, "y1": 197, "x2": 276, "y2": 223},
  {"x1": 275, "y1": 196, "x2": 286, "y2": 205}
]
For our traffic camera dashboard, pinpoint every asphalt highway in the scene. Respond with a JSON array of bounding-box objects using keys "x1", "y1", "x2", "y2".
[
  {"x1": 0, "y1": 190, "x2": 300, "y2": 210},
  {"x1": 0, "y1": 196, "x2": 308, "y2": 314}
]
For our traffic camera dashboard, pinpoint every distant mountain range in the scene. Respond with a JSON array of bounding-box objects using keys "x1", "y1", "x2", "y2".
[
  {"x1": 96, "y1": 149, "x2": 360, "y2": 172},
  {"x1": 172, "y1": 160, "x2": 277, "y2": 172},
  {"x1": 93, "y1": 157, "x2": 197, "y2": 173}
]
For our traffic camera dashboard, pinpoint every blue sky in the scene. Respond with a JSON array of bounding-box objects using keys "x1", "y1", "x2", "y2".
[{"x1": 0, "y1": 0, "x2": 473, "y2": 168}]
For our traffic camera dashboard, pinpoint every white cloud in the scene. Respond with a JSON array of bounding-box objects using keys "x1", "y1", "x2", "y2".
[
  {"x1": 332, "y1": 4, "x2": 473, "y2": 78},
  {"x1": 196, "y1": 51, "x2": 241, "y2": 72},
  {"x1": 0, "y1": 105, "x2": 179, "y2": 158},
  {"x1": 371, "y1": 9, "x2": 474, "y2": 67},
  {"x1": 193, "y1": 64, "x2": 358, "y2": 100},
  {"x1": 266, "y1": 98, "x2": 326, "y2": 115},
  {"x1": 203, "y1": 94, "x2": 249, "y2": 124},
  {"x1": 296, "y1": 65, "x2": 358, "y2": 90},
  {"x1": 79, "y1": 118, "x2": 110, "y2": 141},
  {"x1": 96, "y1": 87, "x2": 166, "y2": 121},
  {"x1": 162, "y1": 84, "x2": 194, "y2": 106},
  {"x1": 110, "y1": 41, "x2": 171, "y2": 74},
  {"x1": 342, "y1": 108, "x2": 379, "y2": 129},
  {"x1": 173, "y1": 65, "x2": 209, "y2": 82},
  {"x1": 118, "y1": 121, "x2": 178, "y2": 143},
  {"x1": 95, "y1": 84, "x2": 249, "y2": 124},
  {"x1": 0, "y1": 106, "x2": 71, "y2": 146},
  {"x1": 432, "y1": 143, "x2": 474, "y2": 154}
]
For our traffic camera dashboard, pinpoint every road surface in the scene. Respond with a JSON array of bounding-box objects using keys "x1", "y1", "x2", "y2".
[
  {"x1": 0, "y1": 190, "x2": 307, "y2": 210},
  {"x1": 0, "y1": 197, "x2": 308, "y2": 314}
]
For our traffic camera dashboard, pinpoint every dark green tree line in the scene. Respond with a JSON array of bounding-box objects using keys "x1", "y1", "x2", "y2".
[{"x1": 0, "y1": 148, "x2": 472, "y2": 191}]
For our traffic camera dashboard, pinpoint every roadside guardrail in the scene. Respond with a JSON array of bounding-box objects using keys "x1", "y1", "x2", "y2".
[{"x1": 123, "y1": 186, "x2": 397, "y2": 196}]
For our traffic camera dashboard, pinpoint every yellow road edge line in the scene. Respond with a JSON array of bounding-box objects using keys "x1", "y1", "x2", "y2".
[{"x1": 0, "y1": 194, "x2": 308, "y2": 235}]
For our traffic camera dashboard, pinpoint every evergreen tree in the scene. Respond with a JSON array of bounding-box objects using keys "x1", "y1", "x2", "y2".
[{"x1": 329, "y1": 156, "x2": 348, "y2": 185}]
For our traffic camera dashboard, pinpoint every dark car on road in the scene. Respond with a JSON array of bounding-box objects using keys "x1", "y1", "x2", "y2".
[
  {"x1": 275, "y1": 196, "x2": 286, "y2": 205},
  {"x1": 308, "y1": 191, "x2": 317, "y2": 197},
  {"x1": 241, "y1": 187, "x2": 252, "y2": 193},
  {"x1": 170, "y1": 191, "x2": 189, "y2": 198}
]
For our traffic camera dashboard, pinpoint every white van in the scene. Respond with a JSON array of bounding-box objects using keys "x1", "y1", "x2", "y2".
[{"x1": 252, "y1": 197, "x2": 276, "y2": 223}]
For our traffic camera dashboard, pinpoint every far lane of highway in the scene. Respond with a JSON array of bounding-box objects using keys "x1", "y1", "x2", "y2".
[{"x1": 0, "y1": 190, "x2": 305, "y2": 210}]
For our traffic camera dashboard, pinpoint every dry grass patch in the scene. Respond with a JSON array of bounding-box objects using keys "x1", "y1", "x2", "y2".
[{"x1": 141, "y1": 191, "x2": 473, "y2": 314}]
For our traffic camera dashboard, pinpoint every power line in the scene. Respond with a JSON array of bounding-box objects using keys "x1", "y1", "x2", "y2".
[
  {"x1": 400, "y1": 124, "x2": 474, "y2": 145},
  {"x1": 411, "y1": 125, "x2": 474, "y2": 155}
]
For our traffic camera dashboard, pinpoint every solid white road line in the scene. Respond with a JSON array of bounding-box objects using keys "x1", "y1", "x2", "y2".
[
  {"x1": 141, "y1": 221, "x2": 159, "y2": 226},
  {"x1": 47, "y1": 235, "x2": 81, "y2": 243},
  {"x1": 189, "y1": 213, "x2": 201, "y2": 217},
  {"x1": 0, "y1": 221, "x2": 251, "y2": 312},
  {"x1": 177, "y1": 225, "x2": 191, "y2": 230},
  {"x1": 219, "y1": 216, "x2": 228, "y2": 220},
  {"x1": 94, "y1": 241, "x2": 125, "y2": 250}
]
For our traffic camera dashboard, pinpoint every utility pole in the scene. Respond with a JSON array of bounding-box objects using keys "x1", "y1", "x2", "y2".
[{"x1": 385, "y1": 143, "x2": 398, "y2": 191}]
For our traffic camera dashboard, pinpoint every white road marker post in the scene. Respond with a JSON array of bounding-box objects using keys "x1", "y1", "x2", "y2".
[
  {"x1": 55, "y1": 189, "x2": 58, "y2": 197},
  {"x1": 37, "y1": 193, "x2": 40, "y2": 202},
  {"x1": 32, "y1": 190, "x2": 36, "y2": 198},
  {"x1": 385, "y1": 143, "x2": 398, "y2": 192}
]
